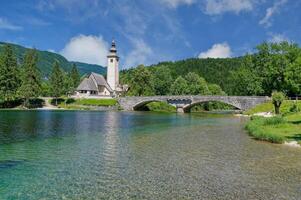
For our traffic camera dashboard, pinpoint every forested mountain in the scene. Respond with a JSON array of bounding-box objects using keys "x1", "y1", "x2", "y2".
[
  {"x1": 0, "y1": 42, "x2": 105, "y2": 77},
  {"x1": 121, "y1": 42, "x2": 301, "y2": 97},
  {"x1": 121, "y1": 57, "x2": 245, "y2": 95},
  {"x1": 70, "y1": 61, "x2": 106, "y2": 76},
  {"x1": 149, "y1": 58, "x2": 244, "y2": 93}
]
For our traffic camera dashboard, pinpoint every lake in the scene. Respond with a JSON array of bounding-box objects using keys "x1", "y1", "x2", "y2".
[{"x1": 0, "y1": 111, "x2": 300, "y2": 199}]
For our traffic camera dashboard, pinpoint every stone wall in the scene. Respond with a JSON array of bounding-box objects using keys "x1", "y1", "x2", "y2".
[{"x1": 118, "y1": 96, "x2": 270, "y2": 113}]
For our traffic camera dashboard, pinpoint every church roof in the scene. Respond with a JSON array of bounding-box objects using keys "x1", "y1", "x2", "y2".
[
  {"x1": 90, "y1": 73, "x2": 113, "y2": 92},
  {"x1": 76, "y1": 72, "x2": 113, "y2": 92},
  {"x1": 76, "y1": 77, "x2": 98, "y2": 91}
]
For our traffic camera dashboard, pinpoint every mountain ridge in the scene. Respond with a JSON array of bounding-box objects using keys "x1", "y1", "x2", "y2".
[{"x1": 0, "y1": 42, "x2": 106, "y2": 77}]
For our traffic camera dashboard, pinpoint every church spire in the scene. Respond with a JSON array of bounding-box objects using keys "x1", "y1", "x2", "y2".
[{"x1": 109, "y1": 39, "x2": 117, "y2": 54}]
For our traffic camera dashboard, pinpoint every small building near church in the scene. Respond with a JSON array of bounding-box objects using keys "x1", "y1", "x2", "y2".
[{"x1": 74, "y1": 40, "x2": 127, "y2": 98}]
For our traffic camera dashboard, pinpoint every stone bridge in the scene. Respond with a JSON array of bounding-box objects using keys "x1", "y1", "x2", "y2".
[{"x1": 118, "y1": 96, "x2": 270, "y2": 113}]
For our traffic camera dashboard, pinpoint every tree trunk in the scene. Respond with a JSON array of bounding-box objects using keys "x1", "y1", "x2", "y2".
[{"x1": 275, "y1": 105, "x2": 280, "y2": 115}]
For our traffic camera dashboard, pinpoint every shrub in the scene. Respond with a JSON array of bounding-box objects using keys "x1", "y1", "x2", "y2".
[
  {"x1": 263, "y1": 116, "x2": 286, "y2": 125},
  {"x1": 289, "y1": 102, "x2": 299, "y2": 113}
]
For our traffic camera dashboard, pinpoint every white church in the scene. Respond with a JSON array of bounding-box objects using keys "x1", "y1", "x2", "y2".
[{"x1": 75, "y1": 40, "x2": 127, "y2": 98}]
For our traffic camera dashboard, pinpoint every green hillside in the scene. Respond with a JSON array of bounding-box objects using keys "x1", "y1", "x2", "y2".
[
  {"x1": 121, "y1": 57, "x2": 244, "y2": 94},
  {"x1": 70, "y1": 61, "x2": 106, "y2": 76},
  {"x1": 0, "y1": 42, "x2": 106, "y2": 77}
]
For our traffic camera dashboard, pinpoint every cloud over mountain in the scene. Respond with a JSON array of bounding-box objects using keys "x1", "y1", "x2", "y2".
[
  {"x1": 198, "y1": 43, "x2": 232, "y2": 58},
  {"x1": 60, "y1": 35, "x2": 109, "y2": 66}
]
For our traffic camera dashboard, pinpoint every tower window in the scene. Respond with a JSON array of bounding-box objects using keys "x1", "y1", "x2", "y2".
[{"x1": 110, "y1": 59, "x2": 113, "y2": 63}]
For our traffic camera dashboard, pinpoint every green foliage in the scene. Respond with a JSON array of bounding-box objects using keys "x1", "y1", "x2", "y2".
[
  {"x1": 153, "y1": 66, "x2": 173, "y2": 95},
  {"x1": 246, "y1": 115, "x2": 301, "y2": 144},
  {"x1": 126, "y1": 65, "x2": 155, "y2": 96},
  {"x1": 18, "y1": 49, "x2": 41, "y2": 106},
  {"x1": 70, "y1": 64, "x2": 80, "y2": 90},
  {"x1": 121, "y1": 57, "x2": 242, "y2": 95},
  {"x1": 244, "y1": 100, "x2": 301, "y2": 115},
  {"x1": 284, "y1": 57, "x2": 301, "y2": 95},
  {"x1": 73, "y1": 98, "x2": 117, "y2": 106},
  {"x1": 0, "y1": 45, "x2": 20, "y2": 102},
  {"x1": 228, "y1": 56, "x2": 263, "y2": 95},
  {"x1": 146, "y1": 102, "x2": 176, "y2": 112},
  {"x1": 170, "y1": 76, "x2": 188, "y2": 95},
  {"x1": 50, "y1": 61, "x2": 65, "y2": 102},
  {"x1": 52, "y1": 98, "x2": 117, "y2": 109},
  {"x1": 185, "y1": 72, "x2": 210, "y2": 95},
  {"x1": 208, "y1": 84, "x2": 225, "y2": 95},
  {"x1": 289, "y1": 102, "x2": 299, "y2": 113},
  {"x1": 272, "y1": 91, "x2": 286, "y2": 114},
  {"x1": 0, "y1": 42, "x2": 106, "y2": 77}
]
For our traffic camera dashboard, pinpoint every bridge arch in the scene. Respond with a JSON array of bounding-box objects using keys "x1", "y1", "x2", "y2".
[
  {"x1": 132, "y1": 99, "x2": 168, "y2": 111},
  {"x1": 183, "y1": 99, "x2": 242, "y2": 113}
]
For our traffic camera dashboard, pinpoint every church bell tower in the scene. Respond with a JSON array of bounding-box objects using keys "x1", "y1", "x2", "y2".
[{"x1": 107, "y1": 40, "x2": 119, "y2": 91}]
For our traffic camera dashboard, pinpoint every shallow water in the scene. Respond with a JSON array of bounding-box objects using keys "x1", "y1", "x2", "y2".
[{"x1": 0, "y1": 111, "x2": 300, "y2": 199}]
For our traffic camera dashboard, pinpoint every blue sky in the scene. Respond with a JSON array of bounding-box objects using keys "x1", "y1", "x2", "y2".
[{"x1": 0, "y1": 0, "x2": 300, "y2": 69}]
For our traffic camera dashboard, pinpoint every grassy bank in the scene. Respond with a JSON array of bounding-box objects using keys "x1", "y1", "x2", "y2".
[
  {"x1": 246, "y1": 114, "x2": 301, "y2": 144},
  {"x1": 53, "y1": 98, "x2": 118, "y2": 110},
  {"x1": 244, "y1": 100, "x2": 301, "y2": 115}
]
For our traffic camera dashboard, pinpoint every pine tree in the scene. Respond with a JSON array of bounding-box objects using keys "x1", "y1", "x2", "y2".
[
  {"x1": 70, "y1": 64, "x2": 80, "y2": 89},
  {"x1": 0, "y1": 45, "x2": 20, "y2": 104},
  {"x1": 18, "y1": 49, "x2": 41, "y2": 107},
  {"x1": 50, "y1": 61, "x2": 64, "y2": 105}
]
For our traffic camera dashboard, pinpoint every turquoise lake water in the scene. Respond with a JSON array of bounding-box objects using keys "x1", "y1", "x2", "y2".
[{"x1": 0, "y1": 111, "x2": 300, "y2": 199}]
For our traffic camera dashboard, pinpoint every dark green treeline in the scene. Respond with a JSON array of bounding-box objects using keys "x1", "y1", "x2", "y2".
[{"x1": 0, "y1": 45, "x2": 80, "y2": 107}]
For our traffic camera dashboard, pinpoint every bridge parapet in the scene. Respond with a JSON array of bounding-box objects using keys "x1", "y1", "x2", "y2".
[{"x1": 118, "y1": 96, "x2": 270, "y2": 113}]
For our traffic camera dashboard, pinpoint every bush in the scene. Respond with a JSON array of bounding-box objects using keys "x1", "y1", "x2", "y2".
[
  {"x1": 66, "y1": 98, "x2": 75, "y2": 104},
  {"x1": 263, "y1": 116, "x2": 286, "y2": 125},
  {"x1": 25, "y1": 98, "x2": 45, "y2": 109},
  {"x1": 289, "y1": 102, "x2": 299, "y2": 113},
  {"x1": 146, "y1": 102, "x2": 176, "y2": 112},
  {"x1": 0, "y1": 99, "x2": 23, "y2": 108}
]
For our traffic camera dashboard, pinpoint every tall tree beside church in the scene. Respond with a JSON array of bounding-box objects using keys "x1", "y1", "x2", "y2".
[
  {"x1": 0, "y1": 45, "x2": 20, "y2": 103},
  {"x1": 184, "y1": 72, "x2": 210, "y2": 95},
  {"x1": 153, "y1": 66, "x2": 173, "y2": 95},
  {"x1": 127, "y1": 65, "x2": 155, "y2": 96},
  {"x1": 70, "y1": 63, "x2": 80, "y2": 89},
  {"x1": 170, "y1": 76, "x2": 188, "y2": 95},
  {"x1": 50, "y1": 61, "x2": 65, "y2": 105},
  {"x1": 18, "y1": 49, "x2": 41, "y2": 107}
]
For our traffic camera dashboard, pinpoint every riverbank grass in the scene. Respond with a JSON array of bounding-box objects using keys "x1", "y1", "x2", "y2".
[
  {"x1": 53, "y1": 98, "x2": 118, "y2": 110},
  {"x1": 244, "y1": 100, "x2": 301, "y2": 115},
  {"x1": 246, "y1": 114, "x2": 301, "y2": 144}
]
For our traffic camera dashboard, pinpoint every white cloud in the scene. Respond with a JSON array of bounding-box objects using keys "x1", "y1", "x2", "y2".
[
  {"x1": 160, "y1": 0, "x2": 195, "y2": 8},
  {"x1": 268, "y1": 33, "x2": 288, "y2": 43},
  {"x1": 205, "y1": 0, "x2": 253, "y2": 15},
  {"x1": 125, "y1": 39, "x2": 153, "y2": 68},
  {"x1": 0, "y1": 18, "x2": 22, "y2": 30},
  {"x1": 259, "y1": 0, "x2": 288, "y2": 28},
  {"x1": 60, "y1": 35, "x2": 109, "y2": 66},
  {"x1": 198, "y1": 43, "x2": 232, "y2": 58}
]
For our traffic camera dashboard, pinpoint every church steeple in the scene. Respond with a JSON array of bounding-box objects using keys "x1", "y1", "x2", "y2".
[{"x1": 107, "y1": 39, "x2": 119, "y2": 91}]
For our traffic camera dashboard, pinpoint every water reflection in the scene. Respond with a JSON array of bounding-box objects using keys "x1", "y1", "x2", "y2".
[{"x1": 0, "y1": 111, "x2": 300, "y2": 199}]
